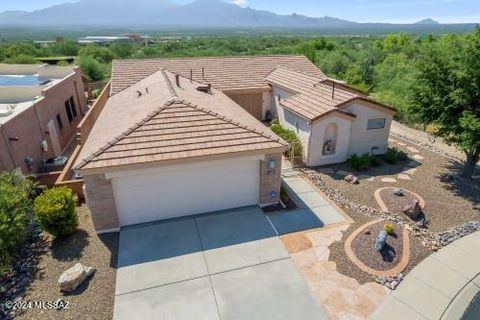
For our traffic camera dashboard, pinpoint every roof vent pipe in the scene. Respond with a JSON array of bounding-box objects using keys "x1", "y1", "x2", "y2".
[
  {"x1": 175, "y1": 74, "x2": 180, "y2": 87},
  {"x1": 202, "y1": 67, "x2": 205, "y2": 79},
  {"x1": 332, "y1": 82, "x2": 336, "y2": 100},
  {"x1": 190, "y1": 69, "x2": 193, "y2": 83}
]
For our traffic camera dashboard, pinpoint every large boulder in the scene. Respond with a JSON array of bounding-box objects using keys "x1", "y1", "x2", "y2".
[
  {"x1": 58, "y1": 263, "x2": 96, "y2": 292},
  {"x1": 402, "y1": 199, "x2": 422, "y2": 220}
]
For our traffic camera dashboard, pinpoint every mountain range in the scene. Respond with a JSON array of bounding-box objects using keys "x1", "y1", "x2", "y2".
[{"x1": 0, "y1": 0, "x2": 472, "y2": 29}]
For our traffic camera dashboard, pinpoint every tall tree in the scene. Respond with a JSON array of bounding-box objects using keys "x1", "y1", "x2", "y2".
[{"x1": 409, "y1": 28, "x2": 480, "y2": 178}]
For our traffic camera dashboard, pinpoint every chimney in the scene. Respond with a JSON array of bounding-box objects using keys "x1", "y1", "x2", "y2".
[
  {"x1": 175, "y1": 74, "x2": 180, "y2": 87},
  {"x1": 331, "y1": 82, "x2": 336, "y2": 100}
]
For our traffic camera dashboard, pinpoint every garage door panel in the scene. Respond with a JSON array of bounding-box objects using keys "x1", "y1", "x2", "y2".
[{"x1": 113, "y1": 158, "x2": 260, "y2": 226}]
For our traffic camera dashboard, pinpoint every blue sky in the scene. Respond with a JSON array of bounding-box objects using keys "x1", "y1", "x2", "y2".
[{"x1": 1, "y1": 0, "x2": 479, "y2": 23}]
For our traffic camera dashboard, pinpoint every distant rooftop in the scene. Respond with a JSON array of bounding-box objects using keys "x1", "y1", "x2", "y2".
[
  {"x1": 0, "y1": 74, "x2": 51, "y2": 87},
  {"x1": 0, "y1": 64, "x2": 75, "y2": 124}
]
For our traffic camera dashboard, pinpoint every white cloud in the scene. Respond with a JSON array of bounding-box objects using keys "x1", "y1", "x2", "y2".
[{"x1": 232, "y1": 0, "x2": 247, "y2": 7}]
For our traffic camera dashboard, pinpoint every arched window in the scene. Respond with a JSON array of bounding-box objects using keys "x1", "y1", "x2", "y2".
[{"x1": 323, "y1": 123, "x2": 338, "y2": 155}]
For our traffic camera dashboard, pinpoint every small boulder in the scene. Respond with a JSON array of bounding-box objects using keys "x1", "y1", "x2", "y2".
[
  {"x1": 403, "y1": 199, "x2": 422, "y2": 220},
  {"x1": 344, "y1": 174, "x2": 359, "y2": 184},
  {"x1": 375, "y1": 230, "x2": 388, "y2": 252},
  {"x1": 416, "y1": 218, "x2": 428, "y2": 228},
  {"x1": 58, "y1": 263, "x2": 96, "y2": 292},
  {"x1": 393, "y1": 188, "x2": 405, "y2": 196}
]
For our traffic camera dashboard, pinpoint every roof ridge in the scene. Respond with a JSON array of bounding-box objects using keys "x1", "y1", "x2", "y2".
[
  {"x1": 266, "y1": 65, "x2": 326, "y2": 82},
  {"x1": 112, "y1": 54, "x2": 309, "y2": 64},
  {"x1": 110, "y1": 67, "x2": 163, "y2": 96},
  {"x1": 177, "y1": 99, "x2": 288, "y2": 147},
  {"x1": 159, "y1": 69, "x2": 178, "y2": 97},
  {"x1": 74, "y1": 99, "x2": 180, "y2": 170}
]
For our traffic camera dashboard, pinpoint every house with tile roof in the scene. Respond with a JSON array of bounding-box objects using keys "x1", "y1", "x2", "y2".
[
  {"x1": 266, "y1": 67, "x2": 396, "y2": 167},
  {"x1": 74, "y1": 55, "x2": 394, "y2": 233}
]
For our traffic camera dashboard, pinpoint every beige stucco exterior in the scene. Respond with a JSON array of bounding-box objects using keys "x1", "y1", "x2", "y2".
[
  {"x1": 271, "y1": 84, "x2": 394, "y2": 167},
  {"x1": 83, "y1": 152, "x2": 284, "y2": 233},
  {"x1": 343, "y1": 101, "x2": 393, "y2": 156}
]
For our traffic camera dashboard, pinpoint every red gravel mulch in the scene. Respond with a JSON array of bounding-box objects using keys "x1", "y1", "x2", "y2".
[{"x1": 351, "y1": 221, "x2": 404, "y2": 271}]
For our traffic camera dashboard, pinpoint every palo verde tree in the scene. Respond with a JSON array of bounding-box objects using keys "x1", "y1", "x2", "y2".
[{"x1": 409, "y1": 28, "x2": 480, "y2": 178}]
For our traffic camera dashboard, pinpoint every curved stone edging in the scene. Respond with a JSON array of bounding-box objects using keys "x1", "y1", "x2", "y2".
[
  {"x1": 374, "y1": 187, "x2": 426, "y2": 213},
  {"x1": 344, "y1": 219, "x2": 411, "y2": 277}
]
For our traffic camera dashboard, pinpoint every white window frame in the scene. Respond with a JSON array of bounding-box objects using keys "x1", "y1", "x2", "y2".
[{"x1": 367, "y1": 118, "x2": 386, "y2": 130}]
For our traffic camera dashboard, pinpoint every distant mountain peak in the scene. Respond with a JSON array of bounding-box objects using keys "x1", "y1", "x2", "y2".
[{"x1": 415, "y1": 18, "x2": 440, "y2": 25}]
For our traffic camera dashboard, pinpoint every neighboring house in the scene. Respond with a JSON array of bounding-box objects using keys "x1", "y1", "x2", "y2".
[
  {"x1": 0, "y1": 64, "x2": 87, "y2": 174},
  {"x1": 74, "y1": 55, "x2": 394, "y2": 233},
  {"x1": 266, "y1": 67, "x2": 396, "y2": 167}
]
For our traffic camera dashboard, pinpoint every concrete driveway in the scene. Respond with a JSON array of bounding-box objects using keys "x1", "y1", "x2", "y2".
[{"x1": 113, "y1": 206, "x2": 326, "y2": 320}]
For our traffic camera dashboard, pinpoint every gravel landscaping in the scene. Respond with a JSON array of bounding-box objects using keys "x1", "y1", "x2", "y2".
[
  {"x1": 297, "y1": 136, "x2": 479, "y2": 285},
  {"x1": 350, "y1": 221, "x2": 404, "y2": 271},
  {"x1": 309, "y1": 139, "x2": 479, "y2": 233},
  {"x1": 378, "y1": 188, "x2": 424, "y2": 220},
  {"x1": 1, "y1": 205, "x2": 118, "y2": 320}
]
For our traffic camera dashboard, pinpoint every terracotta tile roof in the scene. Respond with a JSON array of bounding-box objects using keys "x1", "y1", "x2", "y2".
[
  {"x1": 75, "y1": 69, "x2": 287, "y2": 171},
  {"x1": 265, "y1": 67, "x2": 393, "y2": 121},
  {"x1": 110, "y1": 55, "x2": 326, "y2": 95}
]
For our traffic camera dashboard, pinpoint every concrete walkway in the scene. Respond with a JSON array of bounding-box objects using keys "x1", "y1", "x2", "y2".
[
  {"x1": 372, "y1": 231, "x2": 480, "y2": 320},
  {"x1": 281, "y1": 169, "x2": 346, "y2": 227}
]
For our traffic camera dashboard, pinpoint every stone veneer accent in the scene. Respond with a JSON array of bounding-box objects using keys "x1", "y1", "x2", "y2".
[
  {"x1": 83, "y1": 173, "x2": 119, "y2": 232},
  {"x1": 259, "y1": 153, "x2": 282, "y2": 204}
]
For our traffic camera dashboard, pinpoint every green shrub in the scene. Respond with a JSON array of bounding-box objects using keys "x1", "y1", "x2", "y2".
[
  {"x1": 348, "y1": 153, "x2": 382, "y2": 170},
  {"x1": 368, "y1": 154, "x2": 381, "y2": 167},
  {"x1": 270, "y1": 124, "x2": 303, "y2": 161},
  {"x1": 5, "y1": 54, "x2": 38, "y2": 64},
  {"x1": 91, "y1": 88, "x2": 102, "y2": 98},
  {"x1": 0, "y1": 172, "x2": 34, "y2": 274},
  {"x1": 76, "y1": 55, "x2": 106, "y2": 81},
  {"x1": 384, "y1": 147, "x2": 408, "y2": 164},
  {"x1": 33, "y1": 187, "x2": 78, "y2": 238}
]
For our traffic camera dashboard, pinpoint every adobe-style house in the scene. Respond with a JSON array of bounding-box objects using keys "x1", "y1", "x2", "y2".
[
  {"x1": 74, "y1": 55, "x2": 394, "y2": 233},
  {"x1": 0, "y1": 64, "x2": 87, "y2": 174}
]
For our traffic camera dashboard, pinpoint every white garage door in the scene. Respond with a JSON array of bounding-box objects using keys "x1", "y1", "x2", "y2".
[{"x1": 110, "y1": 157, "x2": 260, "y2": 226}]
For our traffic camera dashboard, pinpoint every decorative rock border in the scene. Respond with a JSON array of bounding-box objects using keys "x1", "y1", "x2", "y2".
[
  {"x1": 344, "y1": 219, "x2": 411, "y2": 277},
  {"x1": 374, "y1": 187, "x2": 426, "y2": 213}
]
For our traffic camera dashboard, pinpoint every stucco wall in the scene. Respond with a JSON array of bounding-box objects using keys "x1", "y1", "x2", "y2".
[
  {"x1": 272, "y1": 85, "x2": 311, "y2": 162},
  {"x1": 262, "y1": 90, "x2": 272, "y2": 120},
  {"x1": 0, "y1": 70, "x2": 87, "y2": 174},
  {"x1": 343, "y1": 102, "x2": 393, "y2": 156},
  {"x1": 308, "y1": 115, "x2": 352, "y2": 167}
]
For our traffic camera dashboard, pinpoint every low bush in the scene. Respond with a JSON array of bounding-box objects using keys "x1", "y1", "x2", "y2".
[
  {"x1": 384, "y1": 147, "x2": 408, "y2": 164},
  {"x1": 384, "y1": 223, "x2": 395, "y2": 235},
  {"x1": 348, "y1": 153, "x2": 381, "y2": 170},
  {"x1": 270, "y1": 123, "x2": 303, "y2": 161},
  {"x1": 33, "y1": 187, "x2": 78, "y2": 238},
  {"x1": 0, "y1": 172, "x2": 34, "y2": 274}
]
